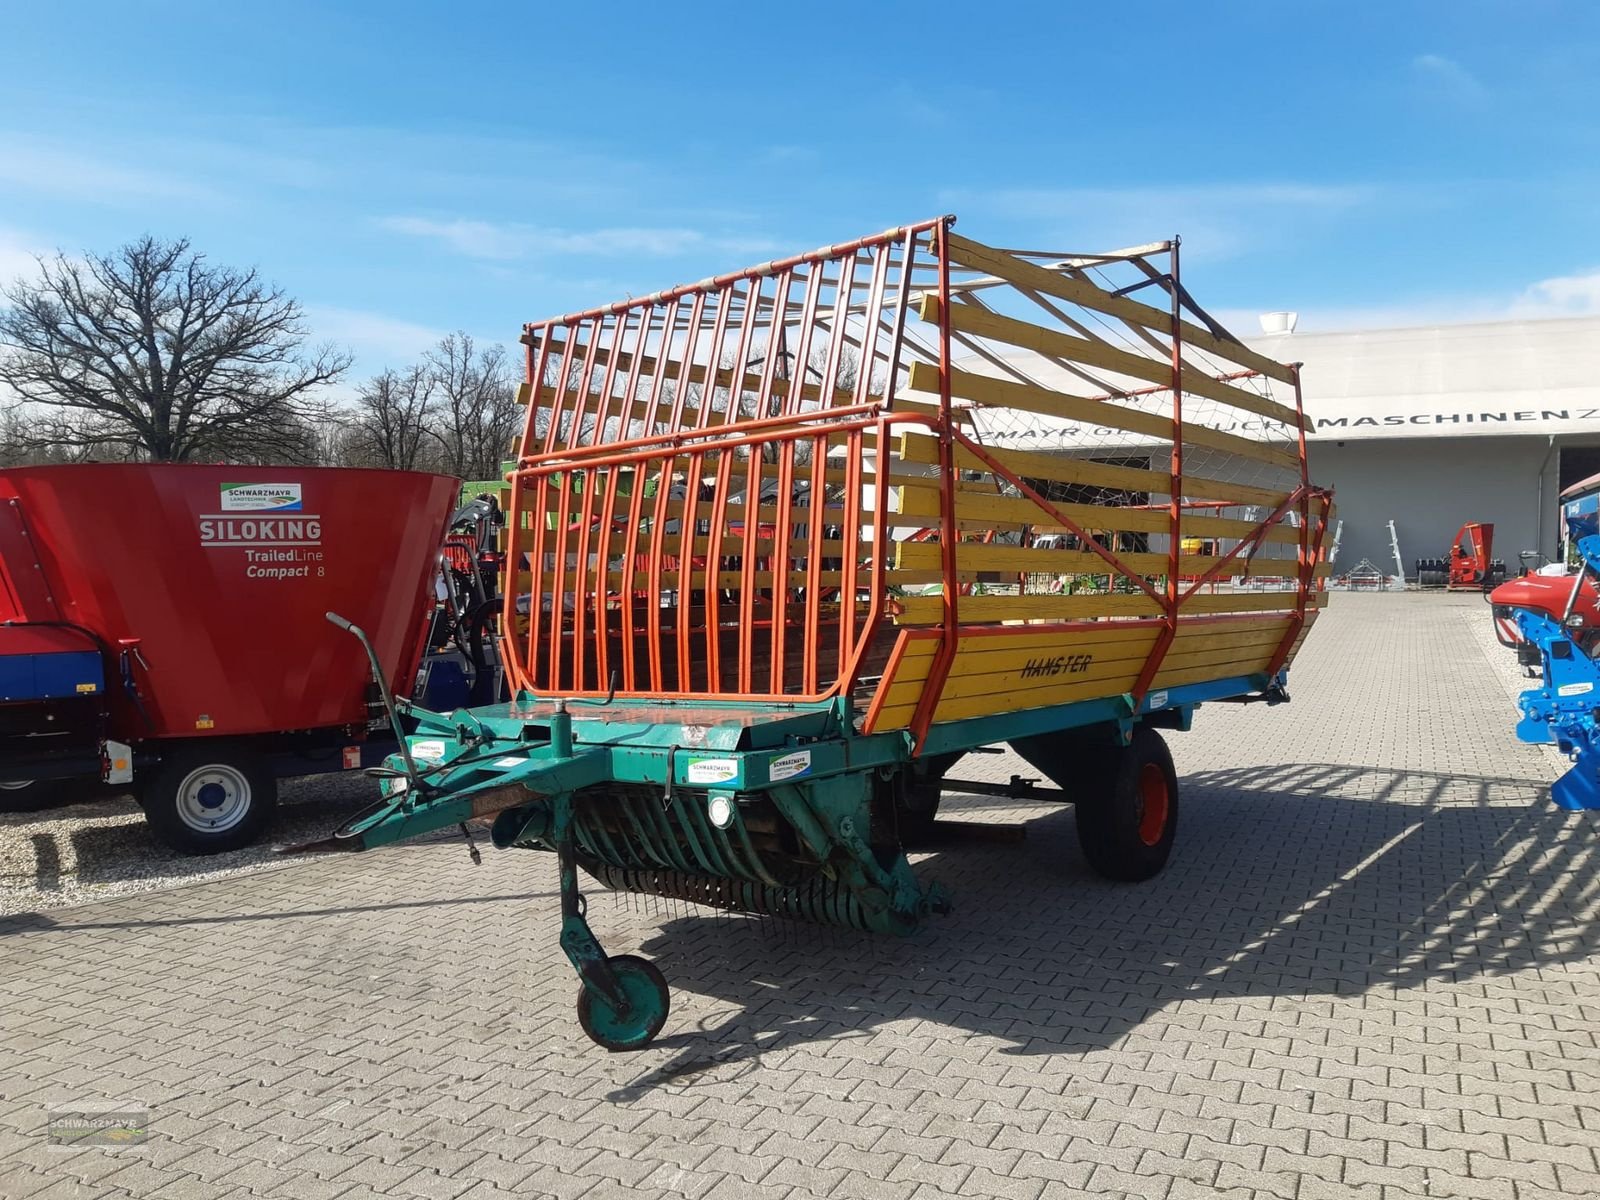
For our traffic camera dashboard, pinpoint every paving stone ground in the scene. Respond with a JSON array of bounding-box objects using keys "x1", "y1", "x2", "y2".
[{"x1": 2, "y1": 592, "x2": 1598, "y2": 1200}]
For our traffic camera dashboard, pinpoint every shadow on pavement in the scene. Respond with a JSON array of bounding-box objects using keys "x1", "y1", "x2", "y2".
[
  {"x1": 0, "y1": 885, "x2": 557, "y2": 934},
  {"x1": 610, "y1": 762, "x2": 1598, "y2": 1094},
  {"x1": 0, "y1": 778, "x2": 378, "y2": 899}
]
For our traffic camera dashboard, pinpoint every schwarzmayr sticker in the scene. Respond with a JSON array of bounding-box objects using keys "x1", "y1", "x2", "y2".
[
  {"x1": 220, "y1": 482, "x2": 303, "y2": 512},
  {"x1": 686, "y1": 758, "x2": 739, "y2": 785}
]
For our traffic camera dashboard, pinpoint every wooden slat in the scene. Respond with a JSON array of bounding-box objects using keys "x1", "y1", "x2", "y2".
[
  {"x1": 943, "y1": 232, "x2": 1298, "y2": 386},
  {"x1": 904, "y1": 361, "x2": 1300, "y2": 471},
  {"x1": 922, "y1": 295, "x2": 1305, "y2": 430},
  {"x1": 892, "y1": 593, "x2": 1160, "y2": 624},
  {"x1": 1149, "y1": 658, "x2": 1271, "y2": 690},
  {"x1": 891, "y1": 395, "x2": 972, "y2": 425},
  {"x1": 895, "y1": 540, "x2": 1235, "y2": 578},
  {"x1": 896, "y1": 430, "x2": 1295, "y2": 508},
  {"x1": 1187, "y1": 590, "x2": 1315, "y2": 613},
  {"x1": 927, "y1": 542, "x2": 1322, "y2": 581},
  {"x1": 893, "y1": 483, "x2": 1306, "y2": 545},
  {"x1": 890, "y1": 587, "x2": 1315, "y2": 624}
]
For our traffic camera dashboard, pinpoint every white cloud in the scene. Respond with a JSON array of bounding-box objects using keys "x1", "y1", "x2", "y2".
[
  {"x1": 303, "y1": 305, "x2": 452, "y2": 365},
  {"x1": 0, "y1": 228, "x2": 50, "y2": 286},
  {"x1": 0, "y1": 134, "x2": 218, "y2": 204},
  {"x1": 945, "y1": 182, "x2": 1381, "y2": 262},
  {"x1": 1511, "y1": 268, "x2": 1600, "y2": 317},
  {"x1": 376, "y1": 217, "x2": 530, "y2": 260},
  {"x1": 1412, "y1": 53, "x2": 1489, "y2": 106},
  {"x1": 1215, "y1": 266, "x2": 1600, "y2": 336},
  {"x1": 377, "y1": 216, "x2": 779, "y2": 262}
]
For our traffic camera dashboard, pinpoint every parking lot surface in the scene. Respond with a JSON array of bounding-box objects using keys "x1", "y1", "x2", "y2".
[{"x1": 2, "y1": 592, "x2": 1597, "y2": 1200}]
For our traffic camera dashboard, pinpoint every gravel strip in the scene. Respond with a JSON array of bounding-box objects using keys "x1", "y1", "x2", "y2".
[{"x1": 0, "y1": 770, "x2": 391, "y2": 916}]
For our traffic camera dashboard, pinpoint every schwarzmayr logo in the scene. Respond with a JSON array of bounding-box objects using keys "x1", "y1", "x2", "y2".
[
  {"x1": 47, "y1": 1105, "x2": 149, "y2": 1147},
  {"x1": 220, "y1": 482, "x2": 303, "y2": 512}
]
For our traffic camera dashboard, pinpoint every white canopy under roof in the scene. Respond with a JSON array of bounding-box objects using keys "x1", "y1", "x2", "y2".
[
  {"x1": 1241, "y1": 315, "x2": 1600, "y2": 442},
  {"x1": 946, "y1": 314, "x2": 1600, "y2": 448}
]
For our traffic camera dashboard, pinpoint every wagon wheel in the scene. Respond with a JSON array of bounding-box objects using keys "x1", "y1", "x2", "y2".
[
  {"x1": 575, "y1": 955, "x2": 671, "y2": 1051},
  {"x1": 893, "y1": 752, "x2": 964, "y2": 846},
  {"x1": 139, "y1": 743, "x2": 278, "y2": 855},
  {"x1": 0, "y1": 780, "x2": 52, "y2": 814},
  {"x1": 1074, "y1": 726, "x2": 1178, "y2": 882}
]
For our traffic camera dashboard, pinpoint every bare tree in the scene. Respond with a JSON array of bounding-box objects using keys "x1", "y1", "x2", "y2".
[
  {"x1": 427, "y1": 332, "x2": 517, "y2": 480},
  {"x1": 1, "y1": 402, "x2": 119, "y2": 465},
  {"x1": 352, "y1": 366, "x2": 438, "y2": 470},
  {"x1": 0, "y1": 406, "x2": 49, "y2": 466},
  {"x1": 0, "y1": 236, "x2": 350, "y2": 462}
]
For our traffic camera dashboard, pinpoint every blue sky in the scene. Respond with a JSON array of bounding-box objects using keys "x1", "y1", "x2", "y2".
[{"x1": 2, "y1": 1, "x2": 1597, "y2": 380}]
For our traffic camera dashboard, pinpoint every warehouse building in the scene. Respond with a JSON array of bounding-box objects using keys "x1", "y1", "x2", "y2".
[{"x1": 1242, "y1": 315, "x2": 1600, "y2": 577}]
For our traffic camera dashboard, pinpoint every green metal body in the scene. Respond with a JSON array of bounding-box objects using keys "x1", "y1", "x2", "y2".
[{"x1": 318, "y1": 672, "x2": 1272, "y2": 1048}]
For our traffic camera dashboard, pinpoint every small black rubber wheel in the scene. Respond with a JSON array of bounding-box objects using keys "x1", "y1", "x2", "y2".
[
  {"x1": 140, "y1": 744, "x2": 277, "y2": 855},
  {"x1": 1074, "y1": 726, "x2": 1178, "y2": 882},
  {"x1": 575, "y1": 955, "x2": 670, "y2": 1051}
]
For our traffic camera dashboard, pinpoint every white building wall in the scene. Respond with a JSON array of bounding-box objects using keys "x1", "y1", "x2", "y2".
[{"x1": 1312, "y1": 434, "x2": 1574, "y2": 577}]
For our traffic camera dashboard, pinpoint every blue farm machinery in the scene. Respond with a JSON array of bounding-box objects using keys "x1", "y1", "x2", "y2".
[
  {"x1": 1500, "y1": 520, "x2": 1600, "y2": 810},
  {"x1": 293, "y1": 218, "x2": 1332, "y2": 1049}
]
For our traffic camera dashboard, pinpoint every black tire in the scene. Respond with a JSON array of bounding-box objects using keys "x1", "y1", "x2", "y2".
[
  {"x1": 895, "y1": 752, "x2": 964, "y2": 845},
  {"x1": 1074, "y1": 726, "x2": 1178, "y2": 882},
  {"x1": 0, "y1": 780, "x2": 51, "y2": 814},
  {"x1": 140, "y1": 744, "x2": 277, "y2": 855},
  {"x1": 575, "y1": 955, "x2": 671, "y2": 1051}
]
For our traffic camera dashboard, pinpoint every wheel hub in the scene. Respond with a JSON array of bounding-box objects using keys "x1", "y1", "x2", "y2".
[
  {"x1": 175, "y1": 764, "x2": 251, "y2": 832},
  {"x1": 1136, "y1": 762, "x2": 1170, "y2": 847},
  {"x1": 576, "y1": 955, "x2": 670, "y2": 1051}
]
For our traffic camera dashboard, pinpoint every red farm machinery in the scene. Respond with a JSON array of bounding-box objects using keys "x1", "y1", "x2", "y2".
[
  {"x1": 1416, "y1": 521, "x2": 1506, "y2": 590},
  {"x1": 0, "y1": 464, "x2": 458, "y2": 852}
]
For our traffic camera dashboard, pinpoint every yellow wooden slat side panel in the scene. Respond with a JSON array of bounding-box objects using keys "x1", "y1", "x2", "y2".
[
  {"x1": 920, "y1": 622, "x2": 1290, "y2": 708},
  {"x1": 871, "y1": 640, "x2": 1152, "y2": 731},
  {"x1": 873, "y1": 622, "x2": 1158, "y2": 710},
  {"x1": 869, "y1": 615, "x2": 1302, "y2": 730}
]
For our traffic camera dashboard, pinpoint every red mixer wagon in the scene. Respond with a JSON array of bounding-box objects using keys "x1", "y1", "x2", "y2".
[{"x1": 0, "y1": 463, "x2": 456, "y2": 852}]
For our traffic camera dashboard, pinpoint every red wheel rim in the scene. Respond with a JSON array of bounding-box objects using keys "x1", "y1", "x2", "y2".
[{"x1": 1137, "y1": 762, "x2": 1170, "y2": 847}]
